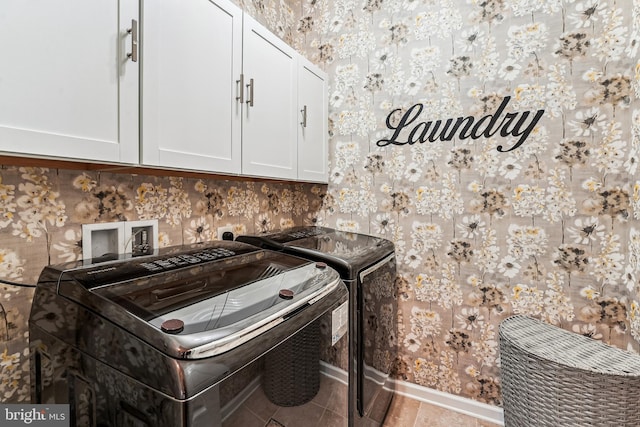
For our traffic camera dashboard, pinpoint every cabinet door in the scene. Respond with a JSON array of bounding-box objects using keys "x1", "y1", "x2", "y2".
[
  {"x1": 297, "y1": 58, "x2": 328, "y2": 183},
  {"x1": 0, "y1": 0, "x2": 138, "y2": 164},
  {"x1": 241, "y1": 14, "x2": 297, "y2": 180},
  {"x1": 141, "y1": 0, "x2": 242, "y2": 174}
]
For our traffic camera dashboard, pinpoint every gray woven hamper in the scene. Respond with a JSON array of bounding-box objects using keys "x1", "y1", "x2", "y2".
[
  {"x1": 263, "y1": 319, "x2": 321, "y2": 406},
  {"x1": 499, "y1": 315, "x2": 640, "y2": 427}
]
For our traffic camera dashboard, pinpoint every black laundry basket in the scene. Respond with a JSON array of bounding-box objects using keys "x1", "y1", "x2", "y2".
[{"x1": 263, "y1": 319, "x2": 321, "y2": 406}]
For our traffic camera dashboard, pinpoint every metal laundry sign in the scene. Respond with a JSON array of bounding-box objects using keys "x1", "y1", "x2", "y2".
[{"x1": 376, "y1": 96, "x2": 545, "y2": 152}]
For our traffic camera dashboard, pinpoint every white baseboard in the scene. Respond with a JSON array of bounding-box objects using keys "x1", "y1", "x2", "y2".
[
  {"x1": 319, "y1": 362, "x2": 504, "y2": 426},
  {"x1": 319, "y1": 360, "x2": 349, "y2": 385},
  {"x1": 390, "y1": 379, "x2": 504, "y2": 426}
]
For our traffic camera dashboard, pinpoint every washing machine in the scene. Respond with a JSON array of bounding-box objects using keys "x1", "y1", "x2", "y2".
[{"x1": 29, "y1": 240, "x2": 347, "y2": 426}]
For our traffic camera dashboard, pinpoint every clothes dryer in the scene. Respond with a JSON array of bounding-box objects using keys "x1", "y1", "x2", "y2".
[{"x1": 237, "y1": 226, "x2": 397, "y2": 426}]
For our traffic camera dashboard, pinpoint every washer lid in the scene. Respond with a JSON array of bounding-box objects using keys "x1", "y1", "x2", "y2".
[{"x1": 53, "y1": 241, "x2": 343, "y2": 358}]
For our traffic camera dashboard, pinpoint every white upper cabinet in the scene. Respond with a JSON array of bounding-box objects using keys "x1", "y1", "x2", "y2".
[
  {"x1": 240, "y1": 14, "x2": 298, "y2": 181},
  {"x1": 0, "y1": 0, "x2": 139, "y2": 164},
  {"x1": 297, "y1": 58, "x2": 328, "y2": 183},
  {"x1": 0, "y1": 0, "x2": 327, "y2": 182},
  {"x1": 141, "y1": 0, "x2": 242, "y2": 174}
]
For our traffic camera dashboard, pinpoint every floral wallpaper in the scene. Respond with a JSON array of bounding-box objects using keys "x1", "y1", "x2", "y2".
[
  {"x1": 287, "y1": 0, "x2": 640, "y2": 407},
  {"x1": 0, "y1": 166, "x2": 324, "y2": 402}
]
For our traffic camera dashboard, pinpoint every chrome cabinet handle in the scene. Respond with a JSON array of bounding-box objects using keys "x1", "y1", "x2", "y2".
[
  {"x1": 246, "y1": 78, "x2": 254, "y2": 107},
  {"x1": 300, "y1": 105, "x2": 307, "y2": 128},
  {"x1": 126, "y1": 19, "x2": 138, "y2": 62},
  {"x1": 236, "y1": 74, "x2": 244, "y2": 104}
]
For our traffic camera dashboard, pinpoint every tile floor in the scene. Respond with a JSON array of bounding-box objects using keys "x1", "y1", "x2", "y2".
[{"x1": 222, "y1": 375, "x2": 502, "y2": 427}]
